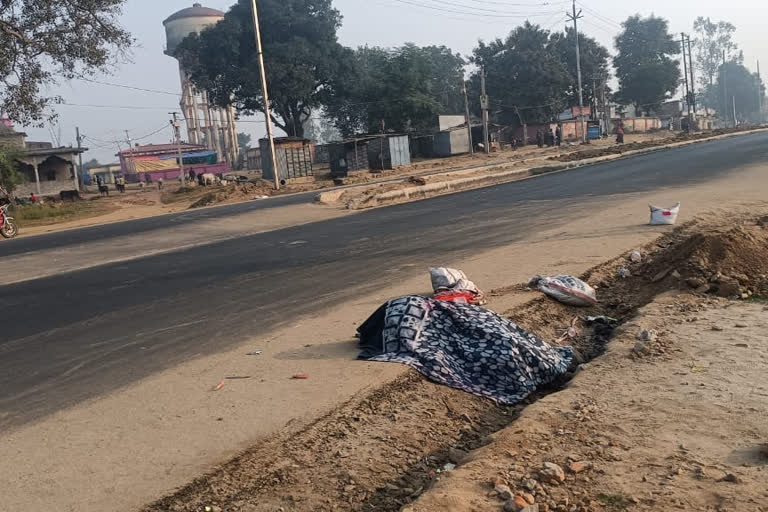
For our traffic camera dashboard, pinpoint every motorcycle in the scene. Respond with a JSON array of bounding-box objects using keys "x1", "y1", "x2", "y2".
[{"x1": 0, "y1": 203, "x2": 18, "y2": 239}]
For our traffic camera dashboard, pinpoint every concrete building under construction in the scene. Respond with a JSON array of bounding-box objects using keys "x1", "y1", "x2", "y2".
[{"x1": 163, "y1": 3, "x2": 239, "y2": 166}]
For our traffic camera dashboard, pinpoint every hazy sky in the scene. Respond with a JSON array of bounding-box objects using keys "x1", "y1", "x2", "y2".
[{"x1": 22, "y1": 0, "x2": 766, "y2": 163}]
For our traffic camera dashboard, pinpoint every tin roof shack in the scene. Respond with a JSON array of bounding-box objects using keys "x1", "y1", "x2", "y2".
[
  {"x1": 328, "y1": 139, "x2": 370, "y2": 178},
  {"x1": 367, "y1": 135, "x2": 410, "y2": 172},
  {"x1": 260, "y1": 137, "x2": 314, "y2": 184}
]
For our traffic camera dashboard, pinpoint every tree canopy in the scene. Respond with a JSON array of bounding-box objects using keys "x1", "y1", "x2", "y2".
[
  {"x1": 326, "y1": 44, "x2": 466, "y2": 136},
  {"x1": 614, "y1": 15, "x2": 681, "y2": 115},
  {"x1": 469, "y1": 22, "x2": 610, "y2": 125},
  {"x1": 708, "y1": 62, "x2": 765, "y2": 123},
  {"x1": 175, "y1": 0, "x2": 344, "y2": 139},
  {"x1": 0, "y1": 0, "x2": 133, "y2": 125},
  {"x1": 549, "y1": 27, "x2": 611, "y2": 107},
  {"x1": 693, "y1": 17, "x2": 738, "y2": 88}
]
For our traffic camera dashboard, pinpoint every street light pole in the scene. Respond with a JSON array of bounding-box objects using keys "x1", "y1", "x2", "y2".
[
  {"x1": 462, "y1": 79, "x2": 474, "y2": 156},
  {"x1": 249, "y1": 0, "x2": 280, "y2": 190}
]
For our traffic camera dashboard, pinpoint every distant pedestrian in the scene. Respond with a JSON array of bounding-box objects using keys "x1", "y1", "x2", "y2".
[
  {"x1": 555, "y1": 126, "x2": 562, "y2": 146},
  {"x1": 96, "y1": 175, "x2": 103, "y2": 188},
  {"x1": 189, "y1": 169, "x2": 196, "y2": 182},
  {"x1": 536, "y1": 129, "x2": 544, "y2": 148},
  {"x1": 616, "y1": 124, "x2": 625, "y2": 144},
  {"x1": 157, "y1": 177, "x2": 164, "y2": 190},
  {"x1": 547, "y1": 128, "x2": 555, "y2": 147},
  {"x1": 30, "y1": 192, "x2": 38, "y2": 204}
]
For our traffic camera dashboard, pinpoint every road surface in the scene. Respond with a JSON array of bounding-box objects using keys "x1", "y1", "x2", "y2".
[{"x1": 1, "y1": 132, "x2": 767, "y2": 430}]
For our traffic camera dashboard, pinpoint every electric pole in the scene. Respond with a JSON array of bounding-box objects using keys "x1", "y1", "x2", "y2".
[
  {"x1": 480, "y1": 66, "x2": 490, "y2": 154},
  {"x1": 462, "y1": 79, "x2": 474, "y2": 155},
  {"x1": 681, "y1": 34, "x2": 692, "y2": 132},
  {"x1": 567, "y1": 0, "x2": 586, "y2": 143},
  {"x1": 170, "y1": 112, "x2": 186, "y2": 187},
  {"x1": 249, "y1": 0, "x2": 280, "y2": 190},
  {"x1": 758, "y1": 60, "x2": 763, "y2": 124},
  {"x1": 75, "y1": 127, "x2": 83, "y2": 190},
  {"x1": 723, "y1": 50, "x2": 729, "y2": 127},
  {"x1": 733, "y1": 96, "x2": 737, "y2": 126},
  {"x1": 687, "y1": 35, "x2": 696, "y2": 122}
]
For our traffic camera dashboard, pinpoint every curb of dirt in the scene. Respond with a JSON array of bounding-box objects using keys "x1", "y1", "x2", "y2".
[{"x1": 317, "y1": 127, "x2": 768, "y2": 210}]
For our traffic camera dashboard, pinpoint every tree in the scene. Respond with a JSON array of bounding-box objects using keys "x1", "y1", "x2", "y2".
[
  {"x1": 614, "y1": 15, "x2": 681, "y2": 115},
  {"x1": 175, "y1": 0, "x2": 344, "y2": 139},
  {"x1": 711, "y1": 62, "x2": 765, "y2": 123},
  {"x1": 303, "y1": 114, "x2": 340, "y2": 143},
  {"x1": 693, "y1": 17, "x2": 738, "y2": 89},
  {"x1": 326, "y1": 44, "x2": 466, "y2": 136},
  {"x1": 0, "y1": 0, "x2": 133, "y2": 125},
  {"x1": 0, "y1": 146, "x2": 24, "y2": 194},
  {"x1": 237, "y1": 132, "x2": 252, "y2": 154},
  {"x1": 549, "y1": 27, "x2": 611, "y2": 107},
  {"x1": 470, "y1": 22, "x2": 571, "y2": 125}
]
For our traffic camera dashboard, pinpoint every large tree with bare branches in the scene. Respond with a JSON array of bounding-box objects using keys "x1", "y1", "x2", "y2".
[{"x1": 0, "y1": 0, "x2": 133, "y2": 125}]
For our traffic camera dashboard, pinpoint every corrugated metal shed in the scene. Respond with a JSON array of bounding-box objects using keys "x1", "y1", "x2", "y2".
[
  {"x1": 434, "y1": 127, "x2": 470, "y2": 157},
  {"x1": 260, "y1": 137, "x2": 314, "y2": 182},
  {"x1": 328, "y1": 140, "x2": 370, "y2": 177},
  {"x1": 368, "y1": 135, "x2": 411, "y2": 171}
]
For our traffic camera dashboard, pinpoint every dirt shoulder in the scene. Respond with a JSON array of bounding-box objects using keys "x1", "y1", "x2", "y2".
[{"x1": 411, "y1": 295, "x2": 768, "y2": 512}]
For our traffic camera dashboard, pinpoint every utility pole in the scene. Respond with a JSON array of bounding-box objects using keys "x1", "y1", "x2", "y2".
[
  {"x1": 758, "y1": 60, "x2": 763, "y2": 124},
  {"x1": 567, "y1": 0, "x2": 586, "y2": 143},
  {"x1": 723, "y1": 50, "x2": 729, "y2": 127},
  {"x1": 733, "y1": 96, "x2": 737, "y2": 126},
  {"x1": 249, "y1": 0, "x2": 280, "y2": 190},
  {"x1": 75, "y1": 127, "x2": 83, "y2": 190},
  {"x1": 681, "y1": 33, "x2": 692, "y2": 132},
  {"x1": 462, "y1": 79, "x2": 474, "y2": 155},
  {"x1": 687, "y1": 35, "x2": 696, "y2": 122},
  {"x1": 170, "y1": 112, "x2": 186, "y2": 187},
  {"x1": 480, "y1": 66, "x2": 490, "y2": 154}
]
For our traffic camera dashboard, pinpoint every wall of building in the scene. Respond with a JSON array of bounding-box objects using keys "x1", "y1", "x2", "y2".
[{"x1": 16, "y1": 157, "x2": 77, "y2": 197}]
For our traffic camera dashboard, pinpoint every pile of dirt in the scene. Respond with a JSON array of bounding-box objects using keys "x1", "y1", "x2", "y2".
[
  {"x1": 141, "y1": 214, "x2": 768, "y2": 512},
  {"x1": 188, "y1": 182, "x2": 275, "y2": 209}
]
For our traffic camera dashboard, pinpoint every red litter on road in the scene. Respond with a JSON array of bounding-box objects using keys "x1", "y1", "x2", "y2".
[{"x1": 292, "y1": 374, "x2": 310, "y2": 380}]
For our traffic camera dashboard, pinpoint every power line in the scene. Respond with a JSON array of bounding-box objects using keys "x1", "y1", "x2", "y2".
[
  {"x1": 60, "y1": 102, "x2": 180, "y2": 111},
  {"x1": 388, "y1": 0, "x2": 561, "y2": 18},
  {"x1": 414, "y1": 0, "x2": 564, "y2": 15},
  {"x1": 77, "y1": 78, "x2": 181, "y2": 97}
]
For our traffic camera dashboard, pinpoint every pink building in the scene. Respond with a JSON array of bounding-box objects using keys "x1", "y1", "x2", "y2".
[{"x1": 118, "y1": 143, "x2": 230, "y2": 182}]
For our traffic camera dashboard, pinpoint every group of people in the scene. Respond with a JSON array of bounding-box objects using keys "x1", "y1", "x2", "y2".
[{"x1": 536, "y1": 126, "x2": 562, "y2": 148}]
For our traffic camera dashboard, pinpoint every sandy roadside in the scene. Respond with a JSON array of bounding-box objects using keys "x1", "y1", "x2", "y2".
[
  {"x1": 409, "y1": 295, "x2": 768, "y2": 512},
  {"x1": 2, "y1": 162, "x2": 768, "y2": 512}
]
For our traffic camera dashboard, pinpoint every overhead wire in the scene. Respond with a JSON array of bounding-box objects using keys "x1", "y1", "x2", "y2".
[
  {"x1": 387, "y1": 0, "x2": 561, "y2": 18},
  {"x1": 76, "y1": 78, "x2": 181, "y2": 97}
]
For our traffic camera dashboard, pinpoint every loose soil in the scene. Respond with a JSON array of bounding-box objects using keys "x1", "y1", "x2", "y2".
[{"x1": 142, "y1": 213, "x2": 768, "y2": 511}]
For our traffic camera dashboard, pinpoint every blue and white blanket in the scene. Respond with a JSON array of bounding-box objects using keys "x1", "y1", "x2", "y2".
[{"x1": 358, "y1": 296, "x2": 574, "y2": 405}]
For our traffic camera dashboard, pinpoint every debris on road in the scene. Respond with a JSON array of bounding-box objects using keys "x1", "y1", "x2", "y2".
[
  {"x1": 225, "y1": 376, "x2": 251, "y2": 380},
  {"x1": 212, "y1": 379, "x2": 226, "y2": 392},
  {"x1": 528, "y1": 275, "x2": 597, "y2": 306},
  {"x1": 649, "y1": 202, "x2": 680, "y2": 225},
  {"x1": 245, "y1": 351, "x2": 263, "y2": 356},
  {"x1": 291, "y1": 374, "x2": 310, "y2": 380},
  {"x1": 629, "y1": 250, "x2": 643, "y2": 263}
]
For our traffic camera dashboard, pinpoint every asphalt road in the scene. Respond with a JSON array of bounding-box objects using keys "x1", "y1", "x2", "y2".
[{"x1": 2, "y1": 132, "x2": 767, "y2": 430}]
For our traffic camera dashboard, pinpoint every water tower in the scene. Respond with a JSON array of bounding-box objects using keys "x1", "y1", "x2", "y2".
[{"x1": 164, "y1": 3, "x2": 239, "y2": 165}]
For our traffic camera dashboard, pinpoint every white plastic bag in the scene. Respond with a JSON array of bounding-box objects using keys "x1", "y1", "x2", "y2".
[
  {"x1": 529, "y1": 275, "x2": 597, "y2": 307},
  {"x1": 649, "y1": 203, "x2": 680, "y2": 225}
]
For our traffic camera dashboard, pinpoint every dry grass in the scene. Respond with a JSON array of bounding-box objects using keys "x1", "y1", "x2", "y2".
[{"x1": 13, "y1": 201, "x2": 117, "y2": 227}]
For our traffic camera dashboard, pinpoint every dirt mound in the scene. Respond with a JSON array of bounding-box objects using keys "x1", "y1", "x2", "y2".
[{"x1": 188, "y1": 182, "x2": 274, "y2": 209}]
